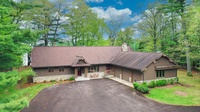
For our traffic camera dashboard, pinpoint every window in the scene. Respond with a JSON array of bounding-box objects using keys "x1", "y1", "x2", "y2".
[
  {"x1": 156, "y1": 70, "x2": 165, "y2": 78},
  {"x1": 48, "y1": 68, "x2": 54, "y2": 72},
  {"x1": 59, "y1": 67, "x2": 64, "y2": 72},
  {"x1": 88, "y1": 65, "x2": 99, "y2": 73}
]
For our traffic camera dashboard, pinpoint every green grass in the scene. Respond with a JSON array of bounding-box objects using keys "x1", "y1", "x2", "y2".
[{"x1": 145, "y1": 69, "x2": 200, "y2": 106}]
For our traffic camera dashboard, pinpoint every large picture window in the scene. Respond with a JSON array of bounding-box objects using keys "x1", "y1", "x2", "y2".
[
  {"x1": 88, "y1": 65, "x2": 99, "y2": 73},
  {"x1": 156, "y1": 70, "x2": 165, "y2": 78}
]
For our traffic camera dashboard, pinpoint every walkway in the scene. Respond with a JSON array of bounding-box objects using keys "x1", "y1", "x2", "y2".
[{"x1": 109, "y1": 77, "x2": 133, "y2": 87}]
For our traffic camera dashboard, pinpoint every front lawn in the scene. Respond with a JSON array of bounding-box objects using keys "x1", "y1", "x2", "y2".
[{"x1": 145, "y1": 69, "x2": 200, "y2": 106}]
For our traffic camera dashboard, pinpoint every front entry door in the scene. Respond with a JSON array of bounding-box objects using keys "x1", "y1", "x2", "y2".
[{"x1": 78, "y1": 67, "x2": 81, "y2": 76}]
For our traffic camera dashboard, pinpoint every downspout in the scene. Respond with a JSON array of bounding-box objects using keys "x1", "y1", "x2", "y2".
[
  {"x1": 141, "y1": 69, "x2": 144, "y2": 82},
  {"x1": 143, "y1": 72, "x2": 144, "y2": 82}
]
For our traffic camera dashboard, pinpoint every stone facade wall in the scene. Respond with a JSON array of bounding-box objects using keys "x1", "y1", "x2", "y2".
[{"x1": 33, "y1": 74, "x2": 74, "y2": 82}]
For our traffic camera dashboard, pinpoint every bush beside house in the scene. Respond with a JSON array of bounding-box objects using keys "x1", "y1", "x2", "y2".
[
  {"x1": 133, "y1": 78, "x2": 178, "y2": 94},
  {"x1": 133, "y1": 82, "x2": 149, "y2": 93},
  {"x1": 69, "y1": 76, "x2": 75, "y2": 81}
]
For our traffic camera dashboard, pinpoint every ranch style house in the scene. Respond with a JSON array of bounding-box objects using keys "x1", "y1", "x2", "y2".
[{"x1": 31, "y1": 43, "x2": 179, "y2": 82}]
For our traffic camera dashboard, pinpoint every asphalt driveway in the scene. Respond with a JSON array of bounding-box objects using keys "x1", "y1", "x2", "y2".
[{"x1": 22, "y1": 79, "x2": 200, "y2": 112}]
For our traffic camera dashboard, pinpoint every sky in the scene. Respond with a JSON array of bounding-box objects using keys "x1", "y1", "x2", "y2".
[{"x1": 84, "y1": 0, "x2": 156, "y2": 37}]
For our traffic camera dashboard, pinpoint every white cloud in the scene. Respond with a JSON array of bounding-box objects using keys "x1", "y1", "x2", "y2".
[
  {"x1": 85, "y1": 0, "x2": 104, "y2": 3},
  {"x1": 121, "y1": 28, "x2": 125, "y2": 32},
  {"x1": 117, "y1": 0, "x2": 123, "y2": 5},
  {"x1": 91, "y1": 7, "x2": 132, "y2": 21},
  {"x1": 131, "y1": 14, "x2": 142, "y2": 22}
]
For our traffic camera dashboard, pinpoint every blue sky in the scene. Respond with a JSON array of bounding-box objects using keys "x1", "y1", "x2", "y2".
[
  {"x1": 48, "y1": 0, "x2": 157, "y2": 38},
  {"x1": 84, "y1": 0, "x2": 156, "y2": 37},
  {"x1": 86, "y1": 0, "x2": 155, "y2": 15}
]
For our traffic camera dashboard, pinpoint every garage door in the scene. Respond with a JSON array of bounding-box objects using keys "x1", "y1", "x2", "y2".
[{"x1": 122, "y1": 69, "x2": 132, "y2": 82}]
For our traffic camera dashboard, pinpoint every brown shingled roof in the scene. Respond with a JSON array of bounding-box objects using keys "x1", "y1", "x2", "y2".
[
  {"x1": 31, "y1": 46, "x2": 176, "y2": 71},
  {"x1": 111, "y1": 52, "x2": 164, "y2": 71},
  {"x1": 31, "y1": 46, "x2": 131, "y2": 68}
]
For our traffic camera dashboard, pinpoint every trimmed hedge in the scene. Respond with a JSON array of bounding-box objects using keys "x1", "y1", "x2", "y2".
[
  {"x1": 147, "y1": 81, "x2": 156, "y2": 88},
  {"x1": 137, "y1": 85, "x2": 149, "y2": 93},
  {"x1": 133, "y1": 78, "x2": 178, "y2": 93},
  {"x1": 69, "y1": 76, "x2": 75, "y2": 81},
  {"x1": 155, "y1": 80, "x2": 167, "y2": 87},
  {"x1": 133, "y1": 82, "x2": 139, "y2": 89},
  {"x1": 133, "y1": 82, "x2": 149, "y2": 93}
]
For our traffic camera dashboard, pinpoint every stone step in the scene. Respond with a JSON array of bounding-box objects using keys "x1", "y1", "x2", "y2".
[
  {"x1": 104, "y1": 75, "x2": 114, "y2": 78},
  {"x1": 75, "y1": 77, "x2": 90, "y2": 81}
]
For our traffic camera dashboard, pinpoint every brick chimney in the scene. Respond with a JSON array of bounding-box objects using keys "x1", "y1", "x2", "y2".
[{"x1": 122, "y1": 42, "x2": 128, "y2": 52}]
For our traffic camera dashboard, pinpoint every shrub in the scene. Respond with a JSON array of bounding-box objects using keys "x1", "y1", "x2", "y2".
[
  {"x1": 147, "y1": 81, "x2": 156, "y2": 88},
  {"x1": 170, "y1": 79, "x2": 174, "y2": 85},
  {"x1": 175, "y1": 77, "x2": 179, "y2": 83},
  {"x1": 43, "y1": 80, "x2": 46, "y2": 83},
  {"x1": 133, "y1": 82, "x2": 139, "y2": 89},
  {"x1": 69, "y1": 76, "x2": 75, "y2": 81},
  {"x1": 137, "y1": 85, "x2": 149, "y2": 93},
  {"x1": 156, "y1": 80, "x2": 167, "y2": 86},
  {"x1": 0, "y1": 98, "x2": 28, "y2": 112},
  {"x1": 50, "y1": 80, "x2": 56, "y2": 83},
  {"x1": 142, "y1": 82, "x2": 147, "y2": 85}
]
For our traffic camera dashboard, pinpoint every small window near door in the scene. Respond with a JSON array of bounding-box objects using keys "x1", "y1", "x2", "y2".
[
  {"x1": 156, "y1": 70, "x2": 165, "y2": 78},
  {"x1": 48, "y1": 68, "x2": 54, "y2": 72}
]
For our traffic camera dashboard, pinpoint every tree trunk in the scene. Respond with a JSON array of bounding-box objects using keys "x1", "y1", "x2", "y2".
[{"x1": 185, "y1": 41, "x2": 191, "y2": 73}]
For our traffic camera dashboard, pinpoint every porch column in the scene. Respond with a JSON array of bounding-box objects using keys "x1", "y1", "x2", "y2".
[
  {"x1": 75, "y1": 68, "x2": 78, "y2": 78},
  {"x1": 84, "y1": 67, "x2": 88, "y2": 78}
]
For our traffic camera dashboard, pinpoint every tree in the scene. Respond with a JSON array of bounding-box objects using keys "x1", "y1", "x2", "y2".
[
  {"x1": 115, "y1": 27, "x2": 134, "y2": 46},
  {"x1": 0, "y1": 5, "x2": 35, "y2": 71},
  {"x1": 137, "y1": 3, "x2": 161, "y2": 52},
  {"x1": 63, "y1": 0, "x2": 106, "y2": 46}
]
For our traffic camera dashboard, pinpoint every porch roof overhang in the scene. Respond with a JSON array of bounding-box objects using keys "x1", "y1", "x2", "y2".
[
  {"x1": 155, "y1": 65, "x2": 179, "y2": 70},
  {"x1": 71, "y1": 64, "x2": 91, "y2": 67},
  {"x1": 71, "y1": 55, "x2": 90, "y2": 67}
]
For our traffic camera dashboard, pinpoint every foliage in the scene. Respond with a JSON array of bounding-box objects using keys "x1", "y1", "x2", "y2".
[
  {"x1": 0, "y1": 71, "x2": 20, "y2": 92},
  {"x1": 133, "y1": 82, "x2": 139, "y2": 89},
  {"x1": 168, "y1": 79, "x2": 175, "y2": 85},
  {"x1": 137, "y1": 85, "x2": 149, "y2": 93},
  {"x1": 18, "y1": 67, "x2": 35, "y2": 84},
  {"x1": 69, "y1": 76, "x2": 75, "y2": 81},
  {"x1": 136, "y1": 0, "x2": 200, "y2": 71},
  {"x1": 147, "y1": 81, "x2": 156, "y2": 88},
  {"x1": 0, "y1": 67, "x2": 52, "y2": 112},
  {"x1": 63, "y1": 0, "x2": 106, "y2": 46},
  {"x1": 115, "y1": 27, "x2": 134, "y2": 46},
  {"x1": 0, "y1": 97, "x2": 28, "y2": 112},
  {"x1": 155, "y1": 79, "x2": 167, "y2": 87},
  {"x1": 133, "y1": 82, "x2": 149, "y2": 93},
  {"x1": 50, "y1": 80, "x2": 56, "y2": 83},
  {"x1": 0, "y1": 83, "x2": 52, "y2": 112},
  {"x1": 145, "y1": 70, "x2": 200, "y2": 106},
  {"x1": 0, "y1": 68, "x2": 35, "y2": 93},
  {"x1": 0, "y1": 4, "x2": 40, "y2": 70}
]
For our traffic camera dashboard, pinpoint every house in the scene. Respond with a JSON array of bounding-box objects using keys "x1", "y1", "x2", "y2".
[{"x1": 31, "y1": 43, "x2": 179, "y2": 82}]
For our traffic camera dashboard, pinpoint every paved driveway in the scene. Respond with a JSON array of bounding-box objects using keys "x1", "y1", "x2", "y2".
[{"x1": 22, "y1": 79, "x2": 200, "y2": 112}]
